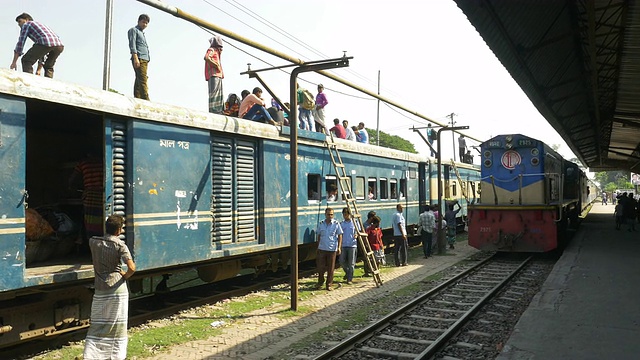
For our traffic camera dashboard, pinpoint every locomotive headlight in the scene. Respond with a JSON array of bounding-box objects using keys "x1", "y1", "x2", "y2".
[
  {"x1": 531, "y1": 157, "x2": 539, "y2": 166},
  {"x1": 505, "y1": 135, "x2": 513, "y2": 149},
  {"x1": 531, "y1": 148, "x2": 539, "y2": 156},
  {"x1": 484, "y1": 159, "x2": 492, "y2": 167},
  {"x1": 483, "y1": 150, "x2": 491, "y2": 158}
]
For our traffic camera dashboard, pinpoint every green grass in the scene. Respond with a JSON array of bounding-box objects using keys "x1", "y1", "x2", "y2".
[
  {"x1": 34, "y1": 235, "x2": 472, "y2": 359},
  {"x1": 270, "y1": 241, "x2": 474, "y2": 358}
]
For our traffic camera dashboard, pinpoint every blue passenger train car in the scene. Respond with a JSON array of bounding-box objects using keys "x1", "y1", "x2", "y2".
[
  {"x1": 468, "y1": 134, "x2": 595, "y2": 252},
  {"x1": 0, "y1": 69, "x2": 478, "y2": 348}
]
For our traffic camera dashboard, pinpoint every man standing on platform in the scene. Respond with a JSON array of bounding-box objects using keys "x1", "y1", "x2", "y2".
[
  {"x1": 419, "y1": 205, "x2": 435, "y2": 258},
  {"x1": 316, "y1": 207, "x2": 343, "y2": 291},
  {"x1": 393, "y1": 204, "x2": 408, "y2": 267}
]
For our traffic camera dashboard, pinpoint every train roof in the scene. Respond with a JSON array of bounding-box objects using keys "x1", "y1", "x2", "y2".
[{"x1": 0, "y1": 69, "x2": 433, "y2": 164}]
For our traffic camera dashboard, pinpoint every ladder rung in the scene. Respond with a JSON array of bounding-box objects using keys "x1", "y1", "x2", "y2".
[
  {"x1": 339, "y1": 176, "x2": 350, "y2": 181},
  {"x1": 365, "y1": 251, "x2": 374, "y2": 256},
  {"x1": 334, "y1": 163, "x2": 345, "y2": 168},
  {"x1": 358, "y1": 232, "x2": 368, "y2": 237}
]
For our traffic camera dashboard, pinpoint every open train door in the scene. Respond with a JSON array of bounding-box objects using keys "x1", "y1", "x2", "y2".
[{"x1": 0, "y1": 96, "x2": 26, "y2": 289}]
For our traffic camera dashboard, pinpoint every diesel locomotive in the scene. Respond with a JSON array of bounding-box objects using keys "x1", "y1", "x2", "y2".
[{"x1": 468, "y1": 134, "x2": 596, "y2": 252}]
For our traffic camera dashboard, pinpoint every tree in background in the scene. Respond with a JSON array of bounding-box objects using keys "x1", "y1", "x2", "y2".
[
  {"x1": 595, "y1": 171, "x2": 633, "y2": 192},
  {"x1": 366, "y1": 129, "x2": 417, "y2": 154}
]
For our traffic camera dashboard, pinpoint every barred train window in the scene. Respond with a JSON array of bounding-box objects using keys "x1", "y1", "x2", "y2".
[
  {"x1": 368, "y1": 178, "x2": 377, "y2": 200},
  {"x1": 308, "y1": 174, "x2": 320, "y2": 201}
]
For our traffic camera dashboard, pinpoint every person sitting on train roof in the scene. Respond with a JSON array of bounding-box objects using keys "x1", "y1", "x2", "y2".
[
  {"x1": 343, "y1": 120, "x2": 357, "y2": 141},
  {"x1": 11, "y1": 13, "x2": 64, "y2": 79},
  {"x1": 240, "y1": 89, "x2": 250, "y2": 100},
  {"x1": 464, "y1": 150, "x2": 474, "y2": 164},
  {"x1": 357, "y1": 122, "x2": 369, "y2": 144},
  {"x1": 223, "y1": 93, "x2": 240, "y2": 117},
  {"x1": 238, "y1": 87, "x2": 277, "y2": 125},
  {"x1": 329, "y1": 118, "x2": 346, "y2": 139}
]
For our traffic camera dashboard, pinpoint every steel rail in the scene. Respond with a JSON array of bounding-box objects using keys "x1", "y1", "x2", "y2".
[
  {"x1": 416, "y1": 255, "x2": 532, "y2": 359},
  {"x1": 312, "y1": 254, "x2": 496, "y2": 359},
  {"x1": 135, "y1": 0, "x2": 480, "y2": 142},
  {"x1": 4, "y1": 267, "x2": 317, "y2": 360},
  {"x1": 313, "y1": 254, "x2": 532, "y2": 359}
]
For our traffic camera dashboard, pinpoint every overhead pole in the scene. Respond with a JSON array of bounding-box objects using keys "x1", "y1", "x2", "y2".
[
  {"x1": 134, "y1": 0, "x2": 480, "y2": 143},
  {"x1": 447, "y1": 113, "x2": 457, "y2": 161},
  {"x1": 102, "y1": 0, "x2": 113, "y2": 91},
  {"x1": 436, "y1": 125, "x2": 468, "y2": 255},
  {"x1": 376, "y1": 70, "x2": 380, "y2": 146},
  {"x1": 289, "y1": 58, "x2": 350, "y2": 311}
]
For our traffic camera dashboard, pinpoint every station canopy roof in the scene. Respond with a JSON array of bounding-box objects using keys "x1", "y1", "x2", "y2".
[{"x1": 454, "y1": 0, "x2": 640, "y2": 173}]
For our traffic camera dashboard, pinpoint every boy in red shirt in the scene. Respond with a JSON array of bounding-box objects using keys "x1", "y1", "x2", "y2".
[{"x1": 366, "y1": 216, "x2": 386, "y2": 266}]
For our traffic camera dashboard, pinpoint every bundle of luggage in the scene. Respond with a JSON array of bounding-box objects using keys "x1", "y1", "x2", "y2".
[{"x1": 25, "y1": 207, "x2": 78, "y2": 264}]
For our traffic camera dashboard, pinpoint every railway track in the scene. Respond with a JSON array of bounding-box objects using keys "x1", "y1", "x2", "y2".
[
  {"x1": 5, "y1": 264, "x2": 317, "y2": 360},
  {"x1": 312, "y1": 254, "x2": 553, "y2": 359}
]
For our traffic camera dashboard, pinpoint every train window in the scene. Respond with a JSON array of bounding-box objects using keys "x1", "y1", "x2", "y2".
[
  {"x1": 308, "y1": 174, "x2": 321, "y2": 201},
  {"x1": 443, "y1": 180, "x2": 450, "y2": 198},
  {"x1": 368, "y1": 178, "x2": 377, "y2": 200},
  {"x1": 400, "y1": 179, "x2": 407, "y2": 199},
  {"x1": 326, "y1": 176, "x2": 338, "y2": 202},
  {"x1": 408, "y1": 168, "x2": 417, "y2": 179},
  {"x1": 390, "y1": 179, "x2": 398, "y2": 199},
  {"x1": 355, "y1": 177, "x2": 365, "y2": 200},
  {"x1": 452, "y1": 182, "x2": 457, "y2": 197},
  {"x1": 380, "y1": 178, "x2": 388, "y2": 199}
]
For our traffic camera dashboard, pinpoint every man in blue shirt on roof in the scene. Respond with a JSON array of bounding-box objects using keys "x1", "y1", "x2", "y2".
[
  {"x1": 10, "y1": 13, "x2": 64, "y2": 79},
  {"x1": 128, "y1": 14, "x2": 151, "y2": 100}
]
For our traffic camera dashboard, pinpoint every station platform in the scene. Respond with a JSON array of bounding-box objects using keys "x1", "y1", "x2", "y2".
[{"x1": 498, "y1": 202, "x2": 640, "y2": 360}]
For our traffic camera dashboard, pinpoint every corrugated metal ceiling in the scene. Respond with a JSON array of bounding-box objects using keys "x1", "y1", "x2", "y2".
[{"x1": 455, "y1": 0, "x2": 640, "y2": 172}]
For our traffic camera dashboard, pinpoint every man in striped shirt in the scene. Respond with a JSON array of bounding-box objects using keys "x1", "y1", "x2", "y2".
[{"x1": 11, "y1": 13, "x2": 64, "y2": 79}]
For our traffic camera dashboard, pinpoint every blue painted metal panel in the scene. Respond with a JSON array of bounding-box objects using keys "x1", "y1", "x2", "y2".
[
  {"x1": 260, "y1": 139, "x2": 420, "y2": 248},
  {"x1": 481, "y1": 134, "x2": 546, "y2": 191},
  {"x1": 128, "y1": 120, "x2": 212, "y2": 269},
  {"x1": 0, "y1": 95, "x2": 26, "y2": 291}
]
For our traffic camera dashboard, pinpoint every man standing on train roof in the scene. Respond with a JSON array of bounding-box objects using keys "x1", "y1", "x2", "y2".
[
  {"x1": 204, "y1": 35, "x2": 224, "y2": 114},
  {"x1": 357, "y1": 122, "x2": 369, "y2": 144},
  {"x1": 458, "y1": 134, "x2": 467, "y2": 162},
  {"x1": 313, "y1": 84, "x2": 328, "y2": 133},
  {"x1": 427, "y1": 123, "x2": 436, "y2": 157},
  {"x1": 10, "y1": 13, "x2": 64, "y2": 79},
  {"x1": 296, "y1": 83, "x2": 314, "y2": 131},
  {"x1": 316, "y1": 207, "x2": 343, "y2": 291},
  {"x1": 128, "y1": 14, "x2": 150, "y2": 100}
]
